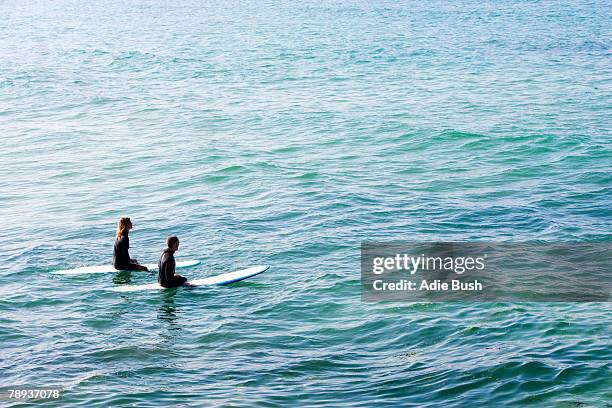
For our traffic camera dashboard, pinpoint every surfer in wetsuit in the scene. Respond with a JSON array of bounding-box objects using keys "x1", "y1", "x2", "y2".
[
  {"x1": 158, "y1": 236, "x2": 189, "y2": 288},
  {"x1": 113, "y1": 217, "x2": 148, "y2": 271}
]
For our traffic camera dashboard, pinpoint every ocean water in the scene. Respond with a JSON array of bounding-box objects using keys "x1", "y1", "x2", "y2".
[{"x1": 1, "y1": 0, "x2": 611, "y2": 406}]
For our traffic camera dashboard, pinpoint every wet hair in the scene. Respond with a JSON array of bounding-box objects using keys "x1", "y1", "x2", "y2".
[
  {"x1": 116, "y1": 217, "x2": 131, "y2": 240},
  {"x1": 167, "y1": 235, "x2": 179, "y2": 248}
]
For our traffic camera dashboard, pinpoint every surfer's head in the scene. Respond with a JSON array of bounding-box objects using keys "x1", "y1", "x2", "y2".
[
  {"x1": 116, "y1": 217, "x2": 132, "y2": 239},
  {"x1": 167, "y1": 235, "x2": 179, "y2": 252}
]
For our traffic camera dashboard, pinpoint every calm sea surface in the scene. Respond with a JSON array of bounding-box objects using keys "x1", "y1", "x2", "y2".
[{"x1": 1, "y1": 0, "x2": 610, "y2": 406}]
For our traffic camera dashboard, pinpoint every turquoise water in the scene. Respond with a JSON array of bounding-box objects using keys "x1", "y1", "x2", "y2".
[{"x1": 1, "y1": 0, "x2": 611, "y2": 406}]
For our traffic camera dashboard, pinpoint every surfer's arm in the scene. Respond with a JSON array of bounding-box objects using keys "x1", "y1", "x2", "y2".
[
  {"x1": 158, "y1": 253, "x2": 175, "y2": 284},
  {"x1": 169, "y1": 257, "x2": 176, "y2": 277}
]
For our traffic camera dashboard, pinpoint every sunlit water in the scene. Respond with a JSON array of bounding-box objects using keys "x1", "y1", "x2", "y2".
[{"x1": 1, "y1": 0, "x2": 610, "y2": 406}]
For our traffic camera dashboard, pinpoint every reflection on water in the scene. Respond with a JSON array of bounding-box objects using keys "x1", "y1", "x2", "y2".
[
  {"x1": 112, "y1": 271, "x2": 132, "y2": 284},
  {"x1": 158, "y1": 289, "x2": 181, "y2": 332}
]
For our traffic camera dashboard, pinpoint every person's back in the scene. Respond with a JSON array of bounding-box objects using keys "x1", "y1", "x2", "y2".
[
  {"x1": 158, "y1": 248, "x2": 176, "y2": 287},
  {"x1": 113, "y1": 217, "x2": 148, "y2": 271},
  {"x1": 158, "y1": 236, "x2": 187, "y2": 288},
  {"x1": 113, "y1": 234, "x2": 130, "y2": 268}
]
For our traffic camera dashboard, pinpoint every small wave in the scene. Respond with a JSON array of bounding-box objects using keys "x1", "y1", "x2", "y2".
[{"x1": 296, "y1": 171, "x2": 319, "y2": 180}]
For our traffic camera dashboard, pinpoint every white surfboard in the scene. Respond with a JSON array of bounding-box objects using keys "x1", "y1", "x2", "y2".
[
  {"x1": 51, "y1": 260, "x2": 201, "y2": 275},
  {"x1": 109, "y1": 265, "x2": 269, "y2": 292}
]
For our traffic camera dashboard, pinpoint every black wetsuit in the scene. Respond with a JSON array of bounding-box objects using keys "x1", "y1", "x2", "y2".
[
  {"x1": 113, "y1": 234, "x2": 140, "y2": 271},
  {"x1": 158, "y1": 248, "x2": 187, "y2": 288}
]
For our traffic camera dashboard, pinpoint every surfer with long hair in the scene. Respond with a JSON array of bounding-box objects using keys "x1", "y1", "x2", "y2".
[{"x1": 113, "y1": 217, "x2": 148, "y2": 271}]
